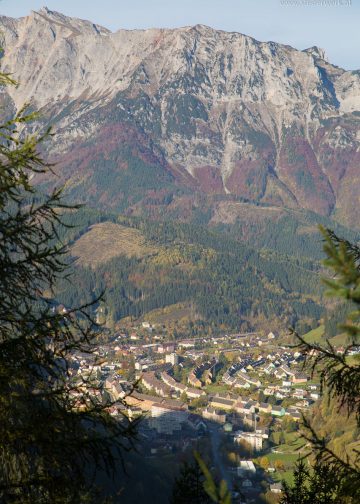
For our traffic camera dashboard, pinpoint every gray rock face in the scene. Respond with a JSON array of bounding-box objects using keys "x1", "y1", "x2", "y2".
[{"x1": 0, "y1": 8, "x2": 359, "y2": 225}]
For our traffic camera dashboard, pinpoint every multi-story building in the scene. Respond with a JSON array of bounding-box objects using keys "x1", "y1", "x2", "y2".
[
  {"x1": 271, "y1": 405, "x2": 286, "y2": 417},
  {"x1": 186, "y1": 387, "x2": 206, "y2": 399},
  {"x1": 141, "y1": 372, "x2": 172, "y2": 397},
  {"x1": 234, "y1": 431, "x2": 263, "y2": 451},
  {"x1": 150, "y1": 403, "x2": 188, "y2": 434},
  {"x1": 202, "y1": 407, "x2": 226, "y2": 424},
  {"x1": 258, "y1": 402, "x2": 272, "y2": 414},
  {"x1": 236, "y1": 460, "x2": 256, "y2": 476},
  {"x1": 209, "y1": 395, "x2": 235, "y2": 410},
  {"x1": 234, "y1": 400, "x2": 257, "y2": 415},
  {"x1": 165, "y1": 353, "x2": 179, "y2": 365},
  {"x1": 292, "y1": 373, "x2": 308, "y2": 384}
]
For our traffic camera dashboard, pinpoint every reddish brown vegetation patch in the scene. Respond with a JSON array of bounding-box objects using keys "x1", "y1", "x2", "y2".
[
  {"x1": 226, "y1": 160, "x2": 269, "y2": 200},
  {"x1": 192, "y1": 165, "x2": 225, "y2": 194},
  {"x1": 278, "y1": 137, "x2": 335, "y2": 215}
]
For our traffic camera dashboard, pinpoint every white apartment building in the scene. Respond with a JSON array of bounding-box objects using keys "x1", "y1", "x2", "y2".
[
  {"x1": 234, "y1": 431, "x2": 263, "y2": 451},
  {"x1": 150, "y1": 403, "x2": 188, "y2": 435}
]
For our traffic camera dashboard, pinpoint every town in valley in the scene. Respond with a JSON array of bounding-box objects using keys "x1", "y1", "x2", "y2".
[{"x1": 67, "y1": 315, "x2": 351, "y2": 503}]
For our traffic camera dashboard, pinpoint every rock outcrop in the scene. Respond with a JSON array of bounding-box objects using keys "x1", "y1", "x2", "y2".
[{"x1": 0, "y1": 7, "x2": 359, "y2": 226}]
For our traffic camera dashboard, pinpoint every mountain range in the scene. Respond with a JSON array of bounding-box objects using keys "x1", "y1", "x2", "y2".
[
  {"x1": 0, "y1": 7, "x2": 359, "y2": 229},
  {"x1": 1, "y1": 7, "x2": 360, "y2": 330}
]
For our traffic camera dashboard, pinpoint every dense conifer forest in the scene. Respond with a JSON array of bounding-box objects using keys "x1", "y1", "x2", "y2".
[{"x1": 53, "y1": 207, "x2": 336, "y2": 332}]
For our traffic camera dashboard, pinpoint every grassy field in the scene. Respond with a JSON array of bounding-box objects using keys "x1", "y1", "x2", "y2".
[
  {"x1": 346, "y1": 354, "x2": 360, "y2": 366},
  {"x1": 329, "y1": 332, "x2": 348, "y2": 346},
  {"x1": 266, "y1": 452, "x2": 302, "y2": 485},
  {"x1": 272, "y1": 468, "x2": 295, "y2": 485},
  {"x1": 267, "y1": 452, "x2": 302, "y2": 467},
  {"x1": 303, "y1": 324, "x2": 324, "y2": 343},
  {"x1": 142, "y1": 302, "x2": 195, "y2": 325},
  {"x1": 71, "y1": 221, "x2": 156, "y2": 266},
  {"x1": 303, "y1": 324, "x2": 350, "y2": 347},
  {"x1": 279, "y1": 437, "x2": 306, "y2": 453},
  {"x1": 204, "y1": 383, "x2": 231, "y2": 395}
]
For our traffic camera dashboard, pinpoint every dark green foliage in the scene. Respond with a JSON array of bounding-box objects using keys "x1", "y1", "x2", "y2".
[
  {"x1": 298, "y1": 227, "x2": 360, "y2": 423},
  {"x1": 324, "y1": 301, "x2": 353, "y2": 339},
  {"x1": 0, "y1": 76, "x2": 137, "y2": 502},
  {"x1": 194, "y1": 452, "x2": 231, "y2": 504},
  {"x1": 280, "y1": 459, "x2": 340, "y2": 504},
  {"x1": 214, "y1": 209, "x2": 360, "y2": 261},
  {"x1": 171, "y1": 460, "x2": 212, "y2": 504},
  {"x1": 291, "y1": 226, "x2": 360, "y2": 502},
  {"x1": 54, "y1": 211, "x2": 325, "y2": 331}
]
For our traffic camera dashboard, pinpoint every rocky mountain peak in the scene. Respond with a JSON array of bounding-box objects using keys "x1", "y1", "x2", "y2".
[
  {"x1": 30, "y1": 6, "x2": 111, "y2": 37},
  {"x1": 39, "y1": 6, "x2": 52, "y2": 15},
  {"x1": 303, "y1": 45, "x2": 328, "y2": 61},
  {"x1": 0, "y1": 10, "x2": 359, "y2": 227}
]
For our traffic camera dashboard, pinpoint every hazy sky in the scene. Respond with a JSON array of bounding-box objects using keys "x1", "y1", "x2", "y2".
[{"x1": 0, "y1": 0, "x2": 358, "y2": 70}]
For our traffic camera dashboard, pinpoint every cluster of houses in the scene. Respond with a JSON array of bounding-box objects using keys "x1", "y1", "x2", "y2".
[
  {"x1": 161, "y1": 371, "x2": 206, "y2": 398},
  {"x1": 230, "y1": 459, "x2": 284, "y2": 497},
  {"x1": 220, "y1": 350, "x2": 318, "y2": 405},
  {"x1": 72, "y1": 329, "x2": 319, "y2": 435},
  {"x1": 124, "y1": 391, "x2": 209, "y2": 435},
  {"x1": 203, "y1": 392, "x2": 301, "y2": 423},
  {"x1": 138, "y1": 361, "x2": 309, "y2": 426},
  {"x1": 70, "y1": 329, "x2": 319, "y2": 425},
  {"x1": 188, "y1": 359, "x2": 220, "y2": 388},
  {"x1": 66, "y1": 328, "x2": 327, "y2": 502},
  {"x1": 141, "y1": 370, "x2": 208, "y2": 400}
]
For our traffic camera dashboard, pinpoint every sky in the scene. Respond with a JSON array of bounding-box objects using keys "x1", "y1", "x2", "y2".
[{"x1": 0, "y1": 0, "x2": 358, "y2": 70}]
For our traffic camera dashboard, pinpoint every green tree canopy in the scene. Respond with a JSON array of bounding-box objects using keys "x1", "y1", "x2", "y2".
[
  {"x1": 280, "y1": 459, "x2": 340, "y2": 504},
  {"x1": 171, "y1": 460, "x2": 212, "y2": 504},
  {"x1": 0, "y1": 71, "x2": 137, "y2": 502},
  {"x1": 289, "y1": 227, "x2": 360, "y2": 502}
]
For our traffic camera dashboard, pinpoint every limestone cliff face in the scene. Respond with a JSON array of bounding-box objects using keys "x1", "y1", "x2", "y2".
[{"x1": 1, "y1": 7, "x2": 359, "y2": 225}]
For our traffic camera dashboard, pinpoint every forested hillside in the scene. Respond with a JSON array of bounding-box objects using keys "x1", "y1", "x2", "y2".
[
  {"x1": 51, "y1": 207, "x2": 329, "y2": 333},
  {"x1": 1, "y1": 7, "x2": 359, "y2": 334}
]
